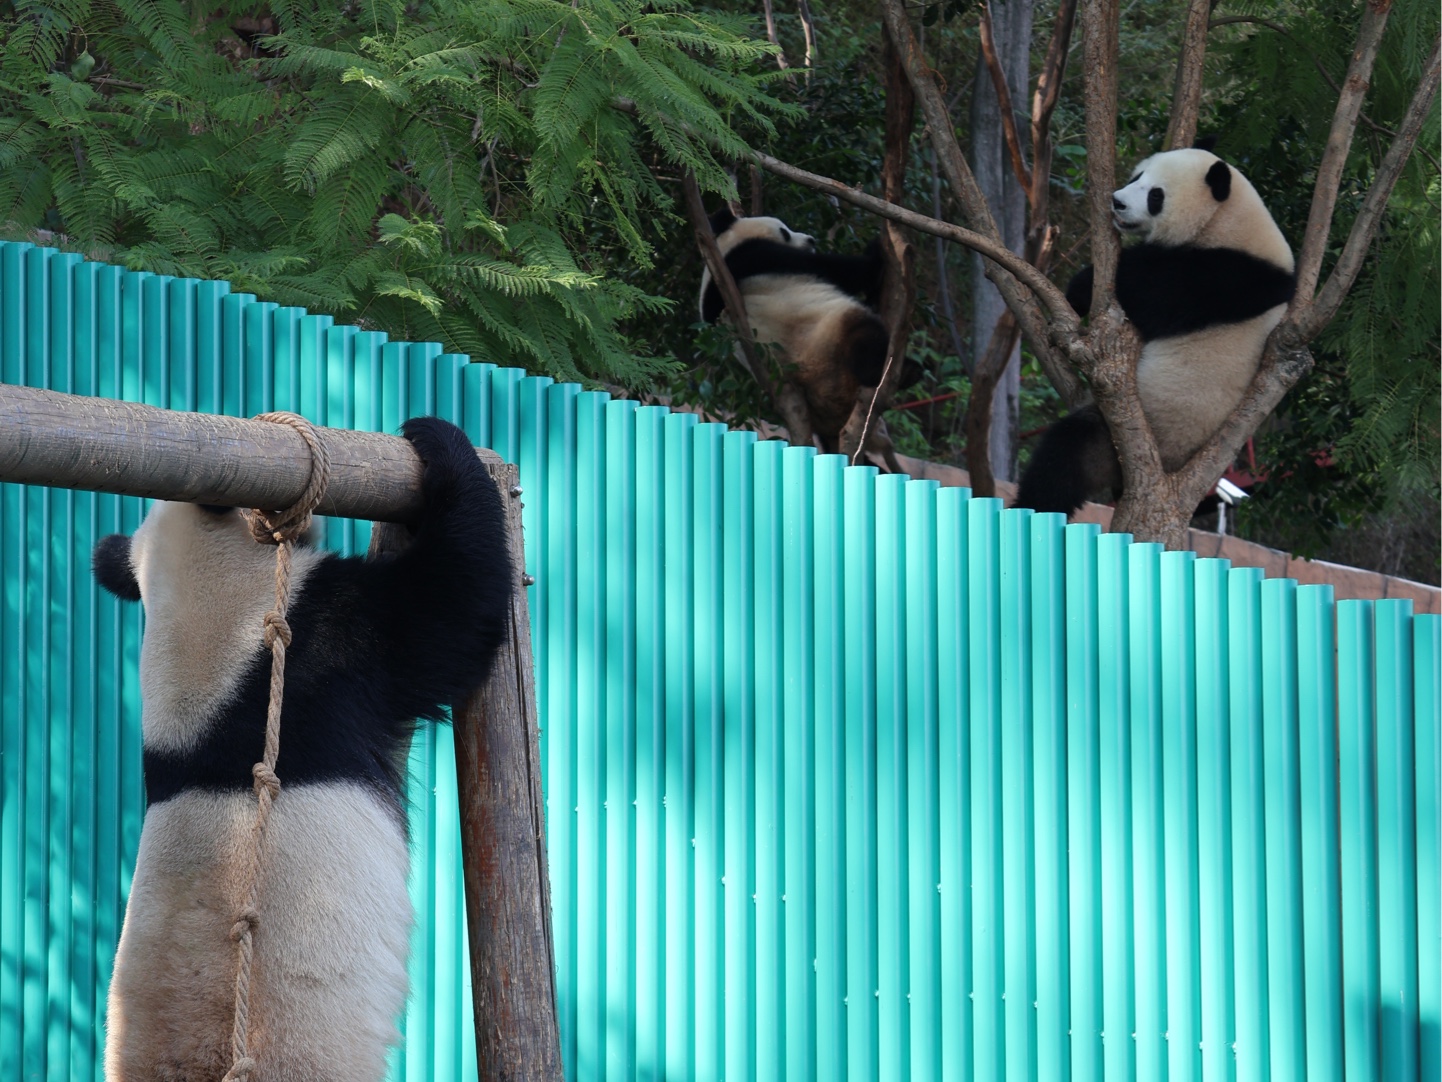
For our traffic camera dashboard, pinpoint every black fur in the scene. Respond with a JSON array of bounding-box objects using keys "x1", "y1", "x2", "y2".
[
  {"x1": 1013, "y1": 406, "x2": 1121, "y2": 516},
  {"x1": 1063, "y1": 244, "x2": 1296, "y2": 341},
  {"x1": 93, "y1": 417, "x2": 512, "y2": 814},
  {"x1": 1204, "y1": 160, "x2": 1232, "y2": 202},
  {"x1": 700, "y1": 237, "x2": 886, "y2": 324},
  {"x1": 92, "y1": 533, "x2": 141, "y2": 600}
]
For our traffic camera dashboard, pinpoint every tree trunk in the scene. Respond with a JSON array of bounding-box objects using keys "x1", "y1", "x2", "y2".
[{"x1": 968, "y1": 0, "x2": 1032, "y2": 487}]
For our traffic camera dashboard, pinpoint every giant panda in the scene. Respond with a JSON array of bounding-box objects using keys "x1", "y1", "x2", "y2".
[
  {"x1": 1014, "y1": 147, "x2": 1296, "y2": 516},
  {"x1": 91, "y1": 417, "x2": 511, "y2": 1081},
  {"x1": 700, "y1": 209, "x2": 915, "y2": 455}
]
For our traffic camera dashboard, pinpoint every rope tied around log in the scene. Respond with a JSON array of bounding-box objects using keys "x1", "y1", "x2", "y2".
[{"x1": 222, "y1": 412, "x2": 330, "y2": 1082}]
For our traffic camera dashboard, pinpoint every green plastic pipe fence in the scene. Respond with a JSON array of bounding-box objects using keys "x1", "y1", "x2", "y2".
[{"x1": 1, "y1": 242, "x2": 1438, "y2": 1081}]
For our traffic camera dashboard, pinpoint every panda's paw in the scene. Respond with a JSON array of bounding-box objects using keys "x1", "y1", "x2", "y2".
[{"x1": 401, "y1": 417, "x2": 483, "y2": 500}]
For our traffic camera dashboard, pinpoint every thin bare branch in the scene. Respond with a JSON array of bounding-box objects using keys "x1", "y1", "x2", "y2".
[
  {"x1": 1293, "y1": 0, "x2": 1393, "y2": 307},
  {"x1": 797, "y1": 0, "x2": 818, "y2": 73},
  {"x1": 1029, "y1": 0, "x2": 1078, "y2": 229},
  {"x1": 761, "y1": 0, "x2": 792, "y2": 72},
  {"x1": 1303, "y1": 32, "x2": 1440, "y2": 339},
  {"x1": 1164, "y1": 0, "x2": 1213, "y2": 149},
  {"x1": 749, "y1": 149, "x2": 1079, "y2": 328},
  {"x1": 979, "y1": 2, "x2": 1032, "y2": 192},
  {"x1": 877, "y1": 0, "x2": 1079, "y2": 402}
]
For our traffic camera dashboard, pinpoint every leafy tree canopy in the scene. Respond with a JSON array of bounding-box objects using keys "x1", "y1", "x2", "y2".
[{"x1": 0, "y1": 0, "x2": 790, "y2": 385}]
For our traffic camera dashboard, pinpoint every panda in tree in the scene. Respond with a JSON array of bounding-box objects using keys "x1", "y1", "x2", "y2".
[{"x1": 1014, "y1": 145, "x2": 1297, "y2": 516}]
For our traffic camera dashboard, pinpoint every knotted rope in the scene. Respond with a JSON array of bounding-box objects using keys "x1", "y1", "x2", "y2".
[{"x1": 222, "y1": 412, "x2": 331, "y2": 1082}]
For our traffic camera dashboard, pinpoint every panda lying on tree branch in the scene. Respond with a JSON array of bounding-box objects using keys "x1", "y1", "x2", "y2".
[{"x1": 1014, "y1": 145, "x2": 1296, "y2": 517}]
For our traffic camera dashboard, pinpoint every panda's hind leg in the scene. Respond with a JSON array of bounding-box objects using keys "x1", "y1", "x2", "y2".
[
  {"x1": 835, "y1": 308, "x2": 891, "y2": 387},
  {"x1": 1014, "y1": 405, "x2": 1121, "y2": 517}
]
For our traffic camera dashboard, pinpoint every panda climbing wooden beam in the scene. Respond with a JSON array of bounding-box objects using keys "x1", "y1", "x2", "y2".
[{"x1": 0, "y1": 381, "x2": 562, "y2": 1082}]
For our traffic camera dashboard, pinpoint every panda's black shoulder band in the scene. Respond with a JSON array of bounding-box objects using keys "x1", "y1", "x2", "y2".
[
  {"x1": 720, "y1": 239, "x2": 883, "y2": 298},
  {"x1": 1114, "y1": 245, "x2": 1296, "y2": 340}
]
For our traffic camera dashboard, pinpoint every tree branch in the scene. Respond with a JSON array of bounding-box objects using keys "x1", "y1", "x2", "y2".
[
  {"x1": 1080, "y1": 0, "x2": 1123, "y2": 310},
  {"x1": 749, "y1": 150, "x2": 1079, "y2": 329},
  {"x1": 1164, "y1": 0, "x2": 1213, "y2": 149},
  {"x1": 1293, "y1": 0, "x2": 1393, "y2": 307},
  {"x1": 877, "y1": 0, "x2": 1080, "y2": 403},
  {"x1": 1302, "y1": 32, "x2": 1440, "y2": 339},
  {"x1": 979, "y1": 2, "x2": 1033, "y2": 193},
  {"x1": 1028, "y1": 0, "x2": 1078, "y2": 232}
]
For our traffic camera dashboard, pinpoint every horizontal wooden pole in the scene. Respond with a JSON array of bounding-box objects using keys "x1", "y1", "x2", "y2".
[{"x1": 0, "y1": 384, "x2": 500, "y2": 522}]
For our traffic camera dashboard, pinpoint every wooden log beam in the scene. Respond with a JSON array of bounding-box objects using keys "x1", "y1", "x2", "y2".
[{"x1": 0, "y1": 383, "x2": 503, "y2": 521}]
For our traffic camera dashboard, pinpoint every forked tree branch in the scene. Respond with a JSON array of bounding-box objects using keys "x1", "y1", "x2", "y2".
[
  {"x1": 1293, "y1": 0, "x2": 1392, "y2": 307},
  {"x1": 876, "y1": 0, "x2": 1080, "y2": 403},
  {"x1": 1164, "y1": 0, "x2": 1213, "y2": 149},
  {"x1": 1303, "y1": 32, "x2": 1440, "y2": 339},
  {"x1": 979, "y1": 2, "x2": 1033, "y2": 193},
  {"x1": 1029, "y1": 0, "x2": 1078, "y2": 232}
]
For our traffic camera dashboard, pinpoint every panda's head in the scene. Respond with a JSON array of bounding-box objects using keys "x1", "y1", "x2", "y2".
[
  {"x1": 93, "y1": 502, "x2": 297, "y2": 608},
  {"x1": 1110, "y1": 148, "x2": 1292, "y2": 269},
  {"x1": 708, "y1": 208, "x2": 816, "y2": 257}
]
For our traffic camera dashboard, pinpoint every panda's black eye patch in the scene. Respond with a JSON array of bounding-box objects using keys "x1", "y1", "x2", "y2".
[{"x1": 1147, "y1": 187, "x2": 1165, "y2": 216}]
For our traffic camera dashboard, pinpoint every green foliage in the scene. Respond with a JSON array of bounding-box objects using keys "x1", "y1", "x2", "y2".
[
  {"x1": 0, "y1": 0, "x2": 788, "y2": 385},
  {"x1": 1206, "y1": 0, "x2": 1440, "y2": 557}
]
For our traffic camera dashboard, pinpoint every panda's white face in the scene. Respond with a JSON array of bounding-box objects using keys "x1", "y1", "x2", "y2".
[
  {"x1": 715, "y1": 215, "x2": 817, "y2": 257},
  {"x1": 1111, "y1": 148, "x2": 1228, "y2": 247}
]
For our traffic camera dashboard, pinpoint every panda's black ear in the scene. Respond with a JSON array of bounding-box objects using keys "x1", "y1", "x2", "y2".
[
  {"x1": 1205, "y1": 160, "x2": 1232, "y2": 202},
  {"x1": 708, "y1": 207, "x2": 738, "y2": 237},
  {"x1": 1193, "y1": 134, "x2": 1219, "y2": 153},
  {"x1": 92, "y1": 534, "x2": 141, "y2": 601}
]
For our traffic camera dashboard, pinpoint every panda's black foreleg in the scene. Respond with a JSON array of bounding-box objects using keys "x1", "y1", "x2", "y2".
[
  {"x1": 1013, "y1": 405, "x2": 1122, "y2": 517},
  {"x1": 362, "y1": 418, "x2": 514, "y2": 720}
]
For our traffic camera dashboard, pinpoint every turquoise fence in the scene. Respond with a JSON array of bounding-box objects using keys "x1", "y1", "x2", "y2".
[{"x1": 0, "y1": 242, "x2": 1437, "y2": 1081}]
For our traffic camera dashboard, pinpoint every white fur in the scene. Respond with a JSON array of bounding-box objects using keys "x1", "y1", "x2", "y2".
[
  {"x1": 1114, "y1": 149, "x2": 1293, "y2": 465},
  {"x1": 105, "y1": 785, "x2": 412, "y2": 1081},
  {"x1": 128, "y1": 503, "x2": 324, "y2": 755}
]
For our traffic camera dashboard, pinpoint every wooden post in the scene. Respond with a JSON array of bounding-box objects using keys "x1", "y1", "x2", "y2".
[{"x1": 1, "y1": 384, "x2": 562, "y2": 1077}]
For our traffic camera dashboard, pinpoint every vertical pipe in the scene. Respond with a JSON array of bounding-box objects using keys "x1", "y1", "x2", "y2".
[
  {"x1": 1260, "y1": 579, "x2": 1305, "y2": 1077},
  {"x1": 874, "y1": 474, "x2": 909, "y2": 1082},
  {"x1": 812, "y1": 454, "x2": 848, "y2": 1082},
  {"x1": 755, "y1": 435, "x2": 790, "y2": 1079},
  {"x1": 906, "y1": 480, "x2": 942, "y2": 1082},
  {"x1": 721, "y1": 428, "x2": 758, "y2": 1081},
  {"x1": 1127, "y1": 542, "x2": 1166, "y2": 1082},
  {"x1": 1029, "y1": 513, "x2": 1069, "y2": 1082},
  {"x1": 573, "y1": 391, "x2": 608, "y2": 1079},
  {"x1": 242, "y1": 302, "x2": 277, "y2": 416},
  {"x1": 1193, "y1": 559, "x2": 1236, "y2": 1082},
  {"x1": 1374, "y1": 600, "x2": 1418, "y2": 1080},
  {"x1": 937, "y1": 487, "x2": 973, "y2": 1081},
  {"x1": 546, "y1": 382, "x2": 581, "y2": 1078},
  {"x1": 1065, "y1": 522, "x2": 1103, "y2": 1082},
  {"x1": 968, "y1": 497, "x2": 1004, "y2": 1080},
  {"x1": 844, "y1": 464, "x2": 879, "y2": 1082},
  {"x1": 605, "y1": 399, "x2": 639, "y2": 1082},
  {"x1": 1295, "y1": 585, "x2": 1342, "y2": 1081},
  {"x1": 692, "y1": 422, "x2": 726, "y2": 1081},
  {"x1": 220, "y1": 291, "x2": 253, "y2": 418},
  {"x1": 44, "y1": 251, "x2": 78, "y2": 1082},
  {"x1": 999, "y1": 507, "x2": 1036, "y2": 1082},
  {"x1": 1413, "y1": 614, "x2": 1440, "y2": 1082},
  {"x1": 1161, "y1": 551, "x2": 1200, "y2": 1082},
  {"x1": 1229, "y1": 567, "x2": 1270, "y2": 1082},
  {"x1": 1096, "y1": 532, "x2": 1135, "y2": 1082},
  {"x1": 1337, "y1": 600, "x2": 1380, "y2": 1081},
  {"x1": 633, "y1": 405, "x2": 668, "y2": 1079},
  {"x1": 783, "y1": 445, "x2": 819, "y2": 1082},
  {"x1": 663, "y1": 411, "x2": 698, "y2": 1082}
]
